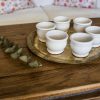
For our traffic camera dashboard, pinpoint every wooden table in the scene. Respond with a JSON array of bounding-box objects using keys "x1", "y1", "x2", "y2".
[{"x1": 0, "y1": 18, "x2": 100, "y2": 100}]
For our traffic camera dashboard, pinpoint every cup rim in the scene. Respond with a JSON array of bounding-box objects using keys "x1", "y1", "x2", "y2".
[
  {"x1": 46, "y1": 30, "x2": 68, "y2": 41},
  {"x1": 70, "y1": 32, "x2": 93, "y2": 44},
  {"x1": 73, "y1": 17, "x2": 92, "y2": 26},
  {"x1": 53, "y1": 16, "x2": 71, "y2": 24},
  {"x1": 85, "y1": 26, "x2": 100, "y2": 36},
  {"x1": 36, "y1": 22, "x2": 56, "y2": 30}
]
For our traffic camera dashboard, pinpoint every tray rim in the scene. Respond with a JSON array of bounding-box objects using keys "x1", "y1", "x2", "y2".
[{"x1": 27, "y1": 31, "x2": 100, "y2": 64}]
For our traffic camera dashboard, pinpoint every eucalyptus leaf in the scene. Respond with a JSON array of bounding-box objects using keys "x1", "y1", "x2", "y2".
[
  {"x1": 0, "y1": 41, "x2": 3, "y2": 45},
  {"x1": 0, "y1": 36, "x2": 4, "y2": 41},
  {"x1": 11, "y1": 48, "x2": 23, "y2": 59},
  {"x1": 28, "y1": 60, "x2": 41, "y2": 67},
  {"x1": 17, "y1": 48, "x2": 23, "y2": 54},
  {"x1": 19, "y1": 55, "x2": 28, "y2": 63},
  {"x1": 4, "y1": 41, "x2": 14, "y2": 48},
  {"x1": 11, "y1": 52, "x2": 20, "y2": 59},
  {"x1": 3, "y1": 39, "x2": 10, "y2": 48},
  {"x1": 5, "y1": 45, "x2": 18, "y2": 53}
]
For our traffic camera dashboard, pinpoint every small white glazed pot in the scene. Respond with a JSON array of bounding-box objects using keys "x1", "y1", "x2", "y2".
[
  {"x1": 86, "y1": 26, "x2": 100, "y2": 47},
  {"x1": 73, "y1": 17, "x2": 92, "y2": 32},
  {"x1": 70, "y1": 33, "x2": 93, "y2": 57},
  {"x1": 36, "y1": 22, "x2": 56, "y2": 42},
  {"x1": 53, "y1": 16, "x2": 71, "y2": 32},
  {"x1": 46, "y1": 30, "x2": 68, "y2": 54}
]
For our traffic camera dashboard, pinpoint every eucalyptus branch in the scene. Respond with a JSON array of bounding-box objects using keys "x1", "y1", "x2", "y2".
[{"x1": 0, "y1": 36, "x2": 42, "y2": 68}]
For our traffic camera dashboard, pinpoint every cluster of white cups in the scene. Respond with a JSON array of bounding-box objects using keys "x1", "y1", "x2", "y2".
[{"x1": 36, "y1": 16, "x2": 100, "y2": 57}]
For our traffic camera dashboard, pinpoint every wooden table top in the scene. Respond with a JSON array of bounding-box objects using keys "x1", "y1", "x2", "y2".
[{"x1": 0, "y1": 18, "x2": 100, "y2": 100}]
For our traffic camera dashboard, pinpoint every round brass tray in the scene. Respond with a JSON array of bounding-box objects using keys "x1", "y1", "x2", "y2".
[{"x1": 27, "y1": 30, "x2": 100, "y2": 64}]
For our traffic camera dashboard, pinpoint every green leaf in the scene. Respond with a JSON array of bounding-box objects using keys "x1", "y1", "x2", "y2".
[{"x1": 29, "y1": 60, "x2": 40, "y2": 67}]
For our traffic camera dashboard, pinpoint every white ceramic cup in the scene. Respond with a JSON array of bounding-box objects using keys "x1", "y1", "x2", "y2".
[
  {"x1": 46, "y1": 30, "x2": 68, "y2": 54},
  {"x1": 70, "y1": 33, "x2": 93, "y2": 57},
  {"x1": 53, "y1": 16, "x2": 71, "y2": 32},
  {"x1": 73, "y1": 17, "x2": 92, "y2": 32},
  {"x1": 86, "y1": 26, "x2": 100, "y2": 47},
  {"x1": 36, "y1": 22, "x2": 56, "y2": 42}
]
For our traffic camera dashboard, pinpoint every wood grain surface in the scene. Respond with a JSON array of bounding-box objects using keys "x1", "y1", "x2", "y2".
[{"x1": 0, "y1": 18, "x2": 100, "y2": 100}]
